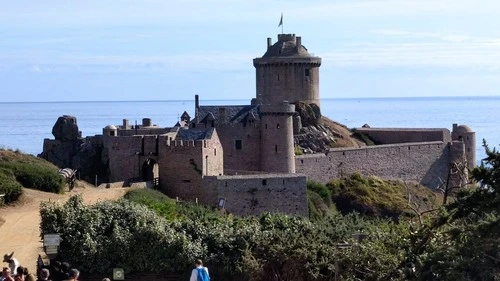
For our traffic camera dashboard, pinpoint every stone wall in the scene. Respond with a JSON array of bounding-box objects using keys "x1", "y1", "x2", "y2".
[
  {"x1": 296, "y1": 141, "x2": 451, "y2": 189},
  {"x1": 105, "y1": 135, "x2": 144, "y2": 182},
  {"x1": 203, "y1": 174, "x2": 308, "y2": 216},
  {"x1": 356, "y1": 128, "x2": 451, "y2": 144},
  {"x1": 255, "y1": 62, "x2": 321, "y2": 106},
  {"x1": 215, "y1": 124, "x2": 262, "y2": 171}
]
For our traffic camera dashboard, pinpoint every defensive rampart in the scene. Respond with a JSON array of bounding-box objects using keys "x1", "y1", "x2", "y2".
[
  {"x1": 296, "y1": 141, "x2": 451, "y2": 189},
  {"x1": 203, "y1": 174, "x2": 308, "y2": 216},
  {"x1": 356, "y1": 128, "x2": 451, "y2": 144}
]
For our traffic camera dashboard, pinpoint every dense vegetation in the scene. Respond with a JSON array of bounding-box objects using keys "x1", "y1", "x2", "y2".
[
  {"x1": 41, "y1": 193, "x2": 410, "y2": 280},
  {"x1": 308, "y1": 174, "x2": 440, "y2": 221},
  {"x1": 0, "y1": 149, "x2": 64, "y2": 204},
  {"x1": 39, "y1": 143, "x2": 500, "y2": 280}
]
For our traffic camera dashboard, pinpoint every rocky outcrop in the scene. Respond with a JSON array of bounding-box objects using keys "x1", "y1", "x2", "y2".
[
  {"x1": 293, "y1": 103, "x2": 366, "y2": 153},
  {"x1": 52, "y1": 115, "x2": 81, "y2": 141},
  {"x1": 39, "y1": 116, "x2": 109, "y2": 184},
  {"x1": 293, "y1": 101, "x2": 321, "y2": 127}
]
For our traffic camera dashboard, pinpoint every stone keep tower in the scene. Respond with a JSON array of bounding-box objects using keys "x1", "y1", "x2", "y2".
[
  {"x1": 260, "y1": 102, "x2": 296, "y2": 173},
  {"x1": 451, "y1": 124, "x2": 477, "y2": 170},
  {"x1": 253, "y1": 34, "x2": 322, "y2": 107}
]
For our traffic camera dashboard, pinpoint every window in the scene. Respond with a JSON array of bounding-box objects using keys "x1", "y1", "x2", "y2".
[
  {"x1": 277, "y1": 123, "x2": 280, "y2": 129},
  {"x1": 235, "y1": 140, "x2": 242, "y2": 150},
  {"x1": 262, "y1": 179, "x2": 267, "y2": 186},
  {"x1": 214, "y1": 148, "x2": 217, "y2": 156},
  {"x1": 305, "y1": 69, "x2": 310, "y2": 77},
  {"x1": 275, "y1": 145, "x2": 278, "y2": 153}
]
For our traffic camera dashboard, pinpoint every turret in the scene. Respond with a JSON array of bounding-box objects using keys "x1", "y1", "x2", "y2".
[
  {"x1": 451, "y1": 124, "x2": 476, "y2": 170},
  {"x1": 260, "y1": 102, "x2": 296, "y2": 173},
  {"x1": 253, "y1": 34, "x2": 321, "y2": 107}
]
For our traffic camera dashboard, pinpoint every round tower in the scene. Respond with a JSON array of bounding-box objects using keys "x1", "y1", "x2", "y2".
[
  {"x1": 260, "y1": 102, "x2": 296, "y2": 173},
  {"x1": 451, "y1": 124, "x2": 476, "y2": 169},
  {"x1": 253, "y1": 34, "x2": 322, "y2": 107},
  {"x1": 103, "y1": 125, "x2": 117, "y2": 137}
]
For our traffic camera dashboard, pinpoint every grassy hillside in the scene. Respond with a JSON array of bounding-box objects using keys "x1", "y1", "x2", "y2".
[
  {"x1": 0, "y1": 149, "x2": 64, "y2": 204},
  {"x1": 308, "y1": 173, "x2": 442, "y2": 220}
]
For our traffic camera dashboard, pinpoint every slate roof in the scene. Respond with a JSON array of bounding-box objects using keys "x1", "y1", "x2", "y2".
[
  {"x1": 197, "y1": 105, "x2": 260, "y2": 124},
  {"x1": 176, "y1": 127, "x2": 215, "y2": 140},
  {"x1": 262, "y1": 39, "x2": 311, "y2": 58}
]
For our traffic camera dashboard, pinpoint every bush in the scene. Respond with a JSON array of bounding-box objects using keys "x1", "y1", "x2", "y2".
[
  {"x1": 0, "y1": 168, "x2": 23, "y2": 204},
  {"x1": 40, "y1": 195, "x2": 204, "y2": 274}
]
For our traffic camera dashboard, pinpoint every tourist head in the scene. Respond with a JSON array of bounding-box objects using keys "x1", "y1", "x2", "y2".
[
  {"x1": 68, "y1": 268, "x2": 79, "y2": 279},
  {"x1": 53, "y1": 260, "x2": 61, "y2": 271},
  {"x1": 40, "y1": 268, "x2": 50, "y2": 280},
  {"x1": 16, "y1": 266, "x2": 25, "y2": 276},
  {"x1": 195, "y1": 259, "x2": 203, "y2": 266},
  {"x1": 2, "y1": 252, "x2": 14, "y2": 263},
  {"x1": 102, "y1": 278, "x2": 111, "y2": 281},
  {"x1": 25, "y1": 273, "x2": 36, "y2": 281},
  {"x1": 61, "y1": 262, "x2": 70, "y2": 272},
  {"x1": 2, "y1": 267, "x2": 11, "y2": 277}
]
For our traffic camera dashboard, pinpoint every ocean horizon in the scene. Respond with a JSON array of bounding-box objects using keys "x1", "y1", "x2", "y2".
[{"x1": 1, "y1": 95, "x2": 498, "y2": 165}]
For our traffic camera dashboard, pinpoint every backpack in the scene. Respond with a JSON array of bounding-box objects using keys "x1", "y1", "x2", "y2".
[{"x1": 197, "y1": 267, "x2": 210, "y2": 281}]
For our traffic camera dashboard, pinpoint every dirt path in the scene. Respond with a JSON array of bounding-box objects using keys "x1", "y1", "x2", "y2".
[{"x1": 0, "y1": 182, "x2": 130, "y2": 272}]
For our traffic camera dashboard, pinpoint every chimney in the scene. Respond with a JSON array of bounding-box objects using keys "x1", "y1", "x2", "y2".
[
  {"x1": 296, "y1": 36, "x2": 302, "y2": 51},
  {"x1": 195, "y1": 94, "x2": 200, "y2": 125},
  {"x1": 122, "y1": 119, "x2": 129, "y2": 129},
  {"x1": 218, "y1": 108, "x2": 226, "y2": 124},
  {"x1": 267, "y1": 37, "x2": 272, "y2": 49}
]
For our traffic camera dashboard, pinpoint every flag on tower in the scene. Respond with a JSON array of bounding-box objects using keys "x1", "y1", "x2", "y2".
[{"x1": 278, "y1": 13, "x2": 283, "y2": 27}]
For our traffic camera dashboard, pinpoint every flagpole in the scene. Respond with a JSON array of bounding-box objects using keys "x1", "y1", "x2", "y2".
[{"x1": 279, "y1": 13, "x2": 284, "y2": 34}]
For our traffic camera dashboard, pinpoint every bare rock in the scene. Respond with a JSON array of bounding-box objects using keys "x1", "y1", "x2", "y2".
[{"x1": 52, "y1": 115, "x2": 81, "y2": 141}]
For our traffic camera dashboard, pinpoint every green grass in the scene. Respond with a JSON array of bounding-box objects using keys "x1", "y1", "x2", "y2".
[
  {"x1": 0, "y1": 149, "x2": 64, "y2": 204},
  {"x1": 123, "y1": 188, "x2": 222, "y2": 221},
  {"x1": 307, "y1": 173, "x2": 441, "y2": 220}
]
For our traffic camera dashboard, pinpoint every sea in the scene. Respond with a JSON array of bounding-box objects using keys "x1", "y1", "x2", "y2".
[{"x1": 0, "y1": 96, "x2": 499, "y2": 165}]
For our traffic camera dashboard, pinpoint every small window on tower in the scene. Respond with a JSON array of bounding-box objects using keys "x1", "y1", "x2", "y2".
[
  {"x1": 305, "y1": 69, "x2": 310, "y2": 77},
  {"x1": 277, "y1": 123, "x2": 280, "y2": 129},
  {"x1": 235, "y1": 140, "x2": 242, "y2": 150}
]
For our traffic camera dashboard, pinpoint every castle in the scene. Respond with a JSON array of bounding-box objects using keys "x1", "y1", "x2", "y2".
[{"x1": 41, "y1": 34, "x2": 476, "y2": 216}]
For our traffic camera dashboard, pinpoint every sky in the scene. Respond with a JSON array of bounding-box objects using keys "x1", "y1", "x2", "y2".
[{"x1": 1, "y1": 0, "x2": 500, "y2": 102}]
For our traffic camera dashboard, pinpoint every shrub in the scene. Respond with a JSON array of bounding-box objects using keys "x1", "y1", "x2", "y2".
[
  {"x1": 40, "y1": 195, "x2": 204, "y2": 274},
  {"x1": 0, "y1": 168, "x2": 23, "y2": 204}
]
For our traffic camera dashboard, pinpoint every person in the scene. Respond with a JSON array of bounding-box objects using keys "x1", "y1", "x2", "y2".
[
  {"x1": 2, "y1": 267, "x2": 14, "y2": 281},
  {"x1": 49, "y1": 262, "x2": 64, "y2": 281},
  {"x1": 38, "y1": 268, "x2": 51, "y2": 281},
  {"x1": 189, "y1": 259, "x2": 210, "y2": 281},
  {"x1": 14, "y1": 266, "x2": 25, "y2": 281},
  {"x1": 62, "y1": 269, "x2": 78, "y2": 281},
  {"x1": 101, "y1": 279, "x2": 110, "y2": 281},
  {"x1": 24, "y1": 274, "x2": 35, "y2": 281},
  {"x1": 2, "y1": 253, "x2": 19, "y2": 276}
]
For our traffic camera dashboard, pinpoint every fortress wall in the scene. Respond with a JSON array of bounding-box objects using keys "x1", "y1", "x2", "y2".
[
  {"x1": 117, "y1": 128, "x2": 170, "y2": 136},
  {"x1": 143, "y1": 135, "x2": 158, "y2": 155},
  {"x1": 106, "y1": 136, "x2": 144, "y2": 182},
  {"x1": 201, "y1": 130, "x2": 224, "y2": 176},
  {"x1": 356, "y1": 128, "x2": 451, "y2": 144},
  {"x1": 159, "y1": 142, "x2": 204, "y2": 201},
  {"x1": 203, "y1": 174, "x2": 308, "y2": 216},
  {"x1": 296, "y1": 141, "x2": 450, "y2": 189},
  {"x1": 215, "y1": 126, "x2": 262, "y2": 171}
]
